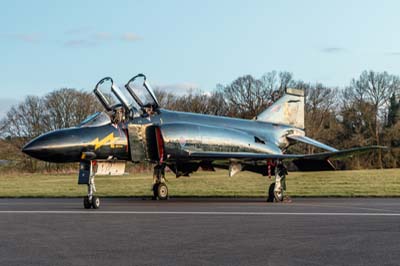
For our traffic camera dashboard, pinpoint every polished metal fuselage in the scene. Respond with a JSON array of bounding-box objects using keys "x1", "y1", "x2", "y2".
[
  {"x1": 22, "y1": 108, "x2": 303, "y2": 163},
  {"x1": 131, "y1": 109, "x2": 302, "y2": 161}
]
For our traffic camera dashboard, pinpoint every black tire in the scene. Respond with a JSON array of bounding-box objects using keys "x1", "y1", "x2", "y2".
[
  {"x1": 92, "y1": 196, "x2": 100, "y2": 209},
  {"x1": 267, "y1": 183, "x2": 275, "y2": 202},
  {"x1": 152, "y1": 183, "x2": 159, "y2": 200},
  {"x1": 83, "y1": 196, "x2": 91, "y2": 209},
  {"x1": 157, "y1": 183, "x2": 168, "y2": 200}
]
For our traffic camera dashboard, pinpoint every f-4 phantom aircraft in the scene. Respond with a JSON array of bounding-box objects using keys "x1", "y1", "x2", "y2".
[{"x1": 22, "y1": 74, "x2": 384, "y2": 209}]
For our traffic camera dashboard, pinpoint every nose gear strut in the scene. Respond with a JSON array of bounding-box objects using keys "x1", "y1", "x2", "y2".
[{"x1": 79, "y1": 161, "x2": 100, "y2": 209}]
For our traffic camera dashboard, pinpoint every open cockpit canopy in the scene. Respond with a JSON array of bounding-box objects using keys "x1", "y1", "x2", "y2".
[
  {"x1": 93, "y1": 74, "x2": 160, "y2": 117},
  {"x1": 125, "y1": 73, "x2": 159, "y2": 110},
  {"x1": 93, "y1": 77, "x2": 135, "y2": 112}
]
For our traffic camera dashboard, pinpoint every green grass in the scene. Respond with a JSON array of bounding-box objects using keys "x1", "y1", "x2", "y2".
[{"x1": 0, "y1": 169, "x2": 399, "y2": 197}]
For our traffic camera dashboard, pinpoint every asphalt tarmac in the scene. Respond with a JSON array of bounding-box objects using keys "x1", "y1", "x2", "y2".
[{"x1": 0, "y1": 198, "x2": 399, "y2": 266}]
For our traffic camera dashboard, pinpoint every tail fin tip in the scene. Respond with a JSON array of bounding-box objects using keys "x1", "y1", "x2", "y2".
[{"x1": 256, "y1": 88, "x2": 305, "y2": 129}]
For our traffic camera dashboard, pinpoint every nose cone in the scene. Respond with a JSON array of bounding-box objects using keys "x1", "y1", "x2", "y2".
[
  {"x1": 22, "y1": 136, "x2": 49, "y2": 161},
  {"x1": 22, "y1": 129, "x2": 84, "y2": 163},
  {"x1": 22, "y1": 140, "x2": 37, "y2": 157}
]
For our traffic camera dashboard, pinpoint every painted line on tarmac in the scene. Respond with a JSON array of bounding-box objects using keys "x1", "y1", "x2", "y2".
[{"x1": 0, "y1": 211, "x2": 400, "y2": 216}]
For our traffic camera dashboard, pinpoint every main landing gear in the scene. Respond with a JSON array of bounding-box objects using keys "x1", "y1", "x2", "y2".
[
  {"x1": 78, "y1": 161, "x2": 101, "y2": 209},
  {"x1": 267, "y1": 160, "x2": 288, "y2": 202},
  {"x1": 152, "y1": 164, "x2": 168, "y2": 200}
]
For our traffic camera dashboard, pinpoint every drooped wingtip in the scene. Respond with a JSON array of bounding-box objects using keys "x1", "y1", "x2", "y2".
[{"x1": 371, "y1": 145, "x2": 389, "y2": 151}]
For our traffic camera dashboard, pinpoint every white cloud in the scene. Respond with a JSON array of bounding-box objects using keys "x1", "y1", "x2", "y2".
[
  {"x1": 0, "y1": 33, "x2": 41, "y2": 43},
  {"x1": 94, "y1": 32, "x2": 112, "y2": 40},
  {"x1": 64, "y1": 39, "x2": 96, "y2": 47},
  {"x1": 2, "y1": 30, "x2": 142, "y2": 47},
  {"x1": 385, "y1": 52, "x2": 400, "y2": 56},
  {"x1": 121, "y1": 32, "x2": 141, "y2": 42},
  {"x1": 63, "y1": 31, "x2": 141, "y2": 47},
  {"x1": 16, "y1": 33, "x2": 41, "y2": 43},
  {"x1": 321, "y1": 47, "x2": 346, "y2": 53},
  {"x1": 65, "y1": 27, "x2": 92, "y2": 35},
  {"x1": 153, "y1": 82, "x2": 200, "y2": 95}
]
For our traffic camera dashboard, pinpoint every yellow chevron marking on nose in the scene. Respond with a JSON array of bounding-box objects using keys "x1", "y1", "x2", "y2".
[{"x1": 89, "y1": 133, "x2": 119, "y2": 150}]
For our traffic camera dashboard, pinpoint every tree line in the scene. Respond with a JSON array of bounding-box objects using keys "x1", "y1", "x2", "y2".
[{"x1": 1, "y1": 70, "x2": 399, "y2": 172}]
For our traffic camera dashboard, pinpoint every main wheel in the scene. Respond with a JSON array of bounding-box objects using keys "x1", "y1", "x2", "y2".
[
  {"x1": 92, "y1": 196, "x2": 100, "y2": 209},
  {"x1": 83, "y1": 196, "x2": 91, "y2": 209},
  {"x1": 152, "y1": 183, "x2": 159, "y2": 200},
  {"x1": 274, "y1": 187, "x2": 284, "y2": 202},
  {"x1": 267, "y1": 183, "x2": 275, "y2": 202},
  {"x1": 267, "y1": 182, "x2": 284, "y2": 202},
  {"x1": 157, "y1": 183, "x2": 168, "y2": 200}
]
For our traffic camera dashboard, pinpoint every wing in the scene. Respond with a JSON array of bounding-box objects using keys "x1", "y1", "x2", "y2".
[
  {"x1": 286, "y1": 134, "x2": 338, "y2": 152},
  {"x1": 301, "y1": 145, "x2": 387, "y2": 160},
  {"x1": 186, "y1": 145, "x2": 386, "y2": 161}
]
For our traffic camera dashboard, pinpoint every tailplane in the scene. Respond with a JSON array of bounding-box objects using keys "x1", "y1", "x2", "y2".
[{"x1": 256, "y1": 88, "x2": 304, "y2": 129}]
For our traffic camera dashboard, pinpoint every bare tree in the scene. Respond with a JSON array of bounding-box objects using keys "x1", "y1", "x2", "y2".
[
  {"x1": 0, "y1": 96, "x2": 48, "y2": 170},
  {"x1": 154, "y1": 89, "x2": 177, "y2": 110},
  {"x1": 304, "y1": 84, "x2": 340, "y2": 153},
  {"x1": 347, "y1": 71, "x2": 400, "y2": 167},
  {"x1": 1, "y1": 96, "x2": 47, "y2": 143},
  {"x1": 206, "y1": 91, "x2": 229, "y2": 116},
  {"x1": 223, "y1": 75, "x2": 268, "y2": 118},
  {"x1": 260, "y1": 71, "x2": 296, "y2": 102},
  {"x1": 45, "y1": 89, "x2": 102, "y2": 130}
]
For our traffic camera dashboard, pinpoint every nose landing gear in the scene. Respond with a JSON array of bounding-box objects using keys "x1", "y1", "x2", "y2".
[
  {"x1": 83, "y1": 176, "x2": 100, "y2": 209},
  {"x1": 79, "y1": 161, "x2": 101, "y2": 209}
]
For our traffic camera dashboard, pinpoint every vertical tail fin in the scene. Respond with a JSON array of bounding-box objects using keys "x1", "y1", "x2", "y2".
[{"x1": 256, "y1": 88, "x2": 304, "y2": 129}]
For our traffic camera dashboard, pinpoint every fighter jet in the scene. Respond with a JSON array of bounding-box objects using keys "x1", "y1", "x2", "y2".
[{"x1": 22, "y1": 74, "x2": 384, "y2": 209}]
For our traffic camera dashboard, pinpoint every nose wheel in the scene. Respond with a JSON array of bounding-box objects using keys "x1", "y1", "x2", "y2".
[
  {"x1": 83, "y1": 196, "x2": 91, "y2": 209},
  {"x1": 78, "y1": 161, "x2": 101, "y2": 209},
  {"x1": 84, "y1": 196, "x2": 100, "y2": 209},
  {"x1": 83, "y1": 176, "x2": 100, "y2": 209},
  {"x1": 83, "y1": 196, "x2": 100, "y2": 209}
]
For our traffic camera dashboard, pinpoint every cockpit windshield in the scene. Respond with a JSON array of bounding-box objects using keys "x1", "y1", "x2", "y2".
[{"x1": 79, "y1": 112, "x2": 111, "y2": 127}]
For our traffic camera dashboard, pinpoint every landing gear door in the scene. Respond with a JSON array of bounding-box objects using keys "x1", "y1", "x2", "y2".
[{"x1": 128, "y1": 124, "x2": 147, "y2": 163}]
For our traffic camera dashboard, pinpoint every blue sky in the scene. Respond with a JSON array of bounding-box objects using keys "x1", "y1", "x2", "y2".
[{"x1": 1, "y1": 0, "x2": 400, "y2": 116}]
